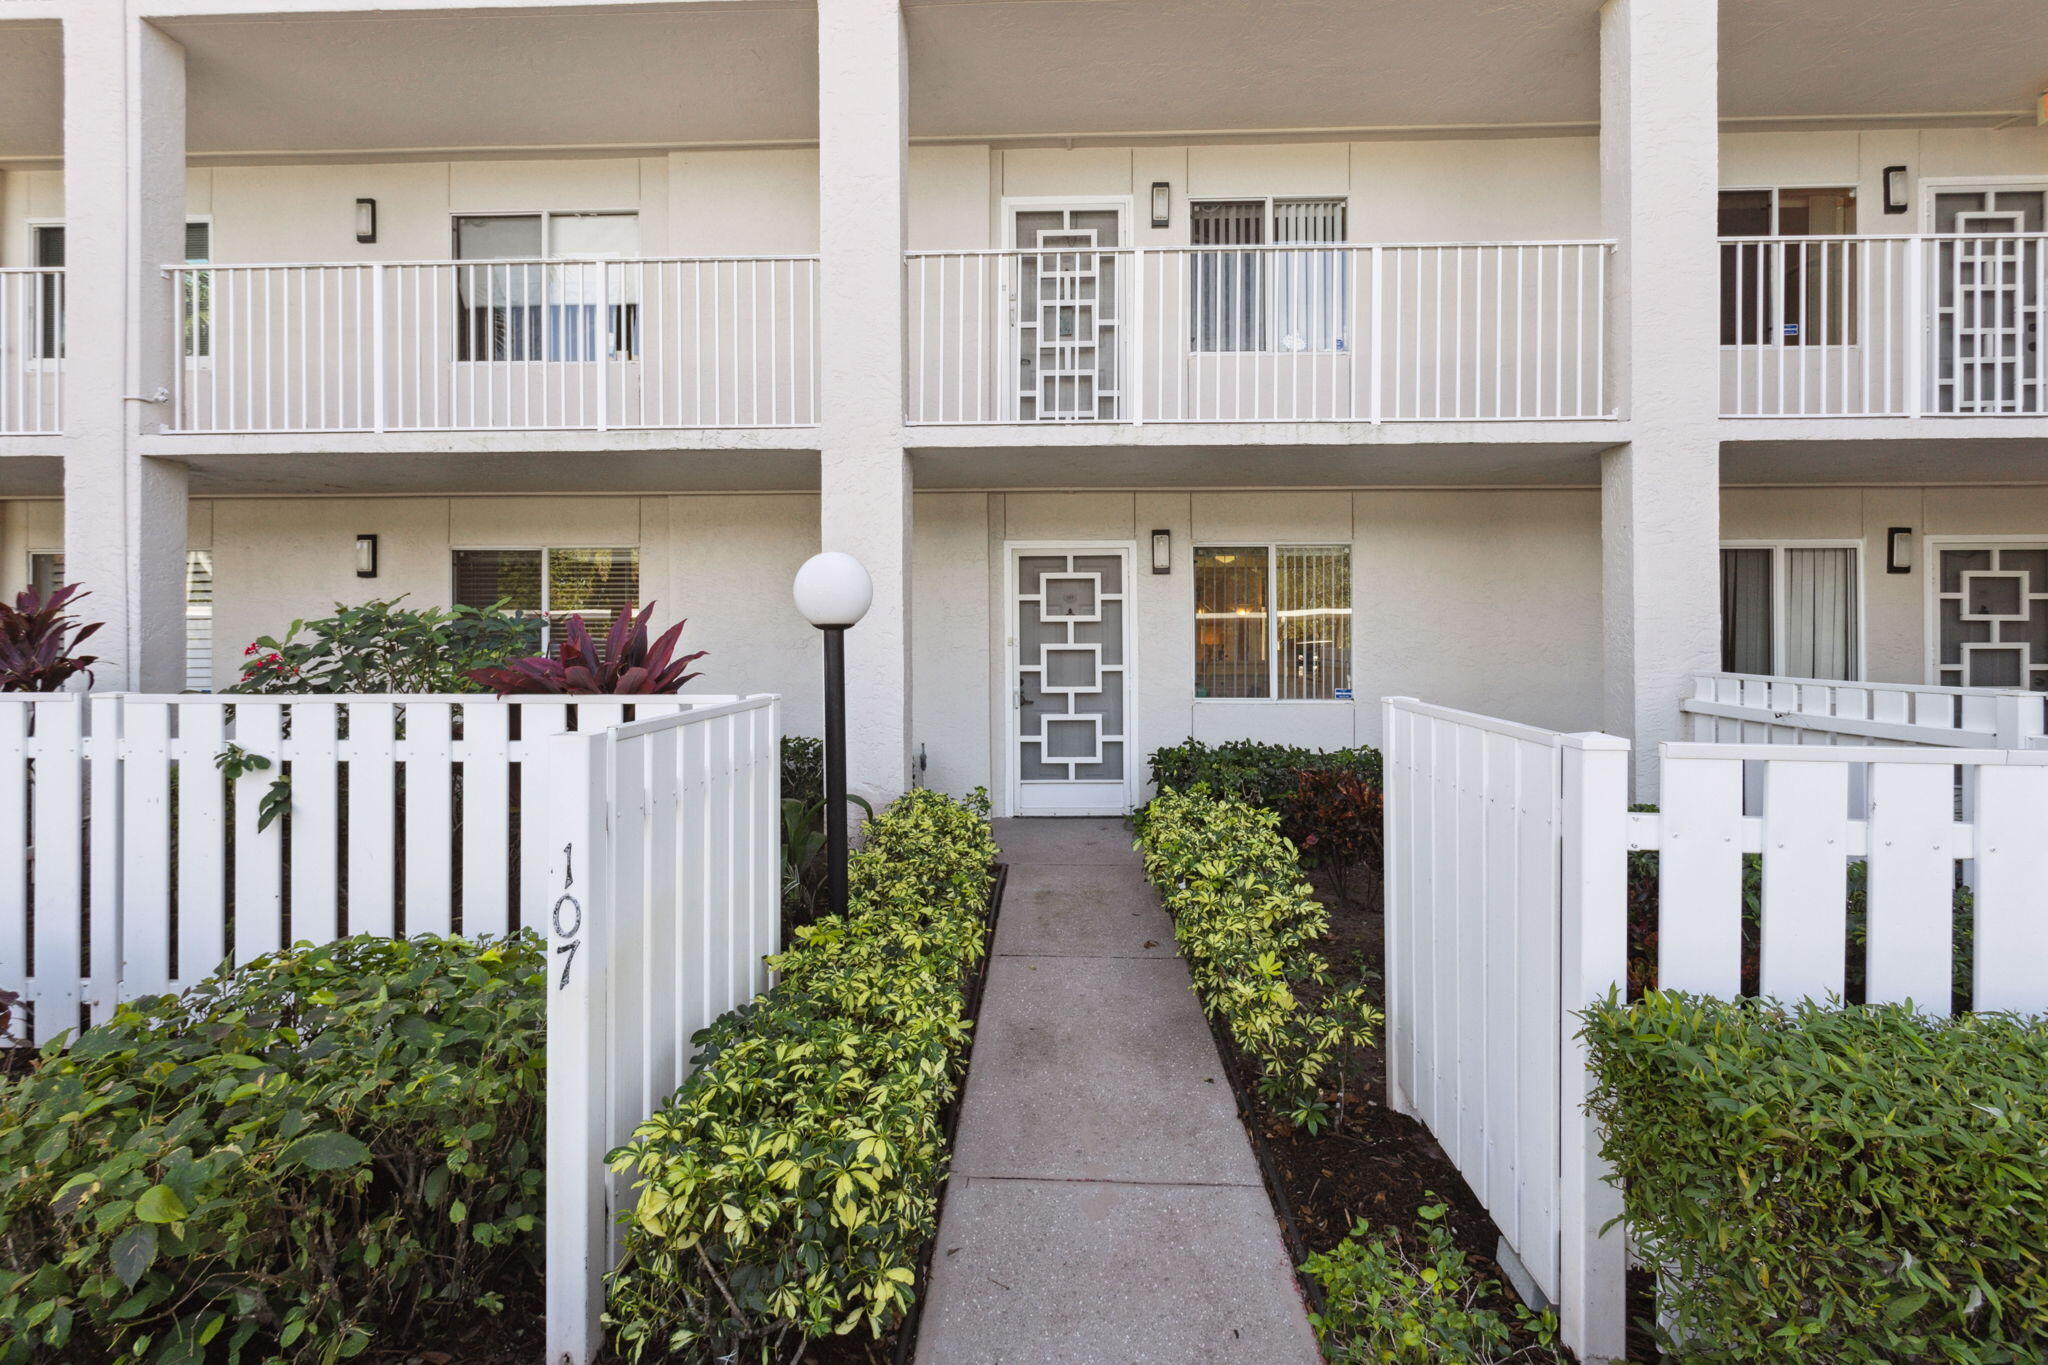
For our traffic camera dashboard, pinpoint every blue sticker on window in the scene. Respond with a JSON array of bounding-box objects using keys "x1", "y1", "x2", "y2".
[{"x1": 1334, "y1": 687, "x2": 1353, "y2": 701}]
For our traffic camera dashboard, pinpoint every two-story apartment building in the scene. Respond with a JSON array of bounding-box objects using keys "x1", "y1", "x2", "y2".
[{"x1": 4, "y1": 0, "x2": 2047, "y2": 808}]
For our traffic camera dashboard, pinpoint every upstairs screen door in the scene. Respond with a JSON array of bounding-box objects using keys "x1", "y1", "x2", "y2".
[
  {"x1": 1931, "y1": 188, "x2": 2046, "y2": 413},
  {"x1": 1010, "y1": 547, "x2": 1134, "y2": 815},
  {"x1": 1011, "y1": 207, "x2": 1123, "y2": 421}
]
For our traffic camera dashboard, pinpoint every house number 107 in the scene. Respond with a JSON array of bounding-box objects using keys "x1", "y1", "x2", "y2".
[{"x1": 553, "y1": 841, "x2": 583, "y2": 990}]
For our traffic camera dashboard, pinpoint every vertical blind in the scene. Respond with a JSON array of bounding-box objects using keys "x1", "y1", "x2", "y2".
[
  {"x1": 1783, "y1": 547, "x2": 1859, "y2": 680},
  {"x1": 1190, "y1": 199, "x2": 1347, "y2": 352}
]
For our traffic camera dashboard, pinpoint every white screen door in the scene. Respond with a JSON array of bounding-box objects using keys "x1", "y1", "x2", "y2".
[
  {"x1": 1011, "y1": 208, "x2": 1123, "y2": 421},
  {"x1": 1010, "y1": 546, "x2": 1134, "y2": 815},
  {"x1": 1931, "y1": 188, "x2": 2046, "y2": 413}
]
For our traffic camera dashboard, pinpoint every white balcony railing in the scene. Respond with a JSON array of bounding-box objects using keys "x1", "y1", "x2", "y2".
[
  {"x1": 0, "y1": 268, "x2": 63, "y2": 435},
  {"x1": 904, "y1": 241, "x2": 1614, "y2": 425},
  {"x1": 167, "y1": 257, "x2": 819, "y2": 434},
  {"x1": 1721, "y1": 233, "x2": 2048, "y2": 418}
]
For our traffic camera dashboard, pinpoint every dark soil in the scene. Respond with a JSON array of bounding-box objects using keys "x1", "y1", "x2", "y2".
[{"x1": 1218, "y1": 862, "x2": 1576, "y2": 1359}]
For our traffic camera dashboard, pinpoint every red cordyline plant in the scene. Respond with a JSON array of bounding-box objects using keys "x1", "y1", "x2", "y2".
[
  {"x1": 0, "y1": 583, "x2": 102, "y2": 692},
  {"x1": 464, "y1": 602, "x2": 707, "y2": 696}
]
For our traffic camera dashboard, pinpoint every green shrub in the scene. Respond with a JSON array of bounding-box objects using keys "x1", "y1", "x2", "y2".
[
  {"x1": 1583, "y1": 992, "x2": 2048, "y2": 1363},
  {"x1": 1133, "y1": 788, "x2": 1379, "y2": 1132},
  {"x1": 0, "y1": 933, "x2": 546, "y2": 1364},
  {"x1": 1148, "y1": 737, "x2": 1382, "y2": 811},
  {"x1": 1304, "y1": 1202, "x2": 1562, "y2": 1364},
  {"x1": 603, "y1": 788, "x2": 997, "y2": 1362},
  {"x1": 228, "y1": 596, "x2": 536, "y2": 693}
]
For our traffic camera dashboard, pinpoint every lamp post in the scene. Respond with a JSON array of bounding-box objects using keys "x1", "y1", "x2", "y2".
[{"x1": 793, "y1": 551, "x2": 873, "y2": 920}]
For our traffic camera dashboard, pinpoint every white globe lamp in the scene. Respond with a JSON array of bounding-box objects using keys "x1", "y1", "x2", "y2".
[
  {"x1": 793, "y1": 551, "x2": 872, "y2": 629},
  {"x1": 793, "y1": 551, "x2": 872, "y2": 918}
]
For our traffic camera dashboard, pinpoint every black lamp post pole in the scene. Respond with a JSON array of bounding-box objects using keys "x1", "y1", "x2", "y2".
[{"x1": 822, "y1": 623, "x2": 850, "y2": 920}]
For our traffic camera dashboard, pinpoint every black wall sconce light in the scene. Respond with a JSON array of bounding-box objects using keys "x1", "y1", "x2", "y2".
[
  {"x1": 355, "y1": 534, "x2": 379, "y2": 578},
  {"x1": 1887, "y1": 527, "x2": 1914, "y2": 574},
  {"x1": 1150, "y1": 182, "x2": 1171, "y2": 229},
  {"x1": 355, "y1": 198, "x2": 378, "y2": 244},
  {"x1": 1882, "y1": 167, "x2": 1909, "y2": 215}
]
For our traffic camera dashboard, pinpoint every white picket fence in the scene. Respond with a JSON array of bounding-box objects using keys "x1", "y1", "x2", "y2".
[
  {"x1": 0, "y1": 691, "x2": 748, "y2": 1044},
  {"x1": 1383, "y1": 694, "x2": 2048, "y2": 1363},
  {"x1": 541, "y1": 697, "x2": 782, "y2": 1365}
]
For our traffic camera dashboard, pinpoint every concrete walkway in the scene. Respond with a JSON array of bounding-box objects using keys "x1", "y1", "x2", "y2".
[{"x1": 915, "y1": 818, "x2": 1321, "y2": 1365}]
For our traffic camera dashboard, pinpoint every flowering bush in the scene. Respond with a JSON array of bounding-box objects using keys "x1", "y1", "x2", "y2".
[{"x1": 227, "y1": 597, "x2": 536, "y2": 694}]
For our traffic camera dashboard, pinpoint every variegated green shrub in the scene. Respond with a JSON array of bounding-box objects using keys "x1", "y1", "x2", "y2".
[
  {"x1": 1133, "y1": 787, "x2": 1380, "y2": 1133},
  {"x1": 603, "y1": 787, "x2": 997, "y2": 1362}
]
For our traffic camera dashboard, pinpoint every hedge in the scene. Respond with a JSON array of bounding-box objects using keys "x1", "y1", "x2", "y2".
[
  {"x1": 603, "y1": 787, "x2": 997, "y2": 1362},
  {"x1": 1133, "y1": 787, "x2": 1378, "y2": 1133},
  {"x1": 0, "y1": 934, "x2": 546, "y2": 1364},
  {"x1": 1583, "y1": 992, "x2": 2048, "y2": 1363},
  {"x1": 1148, "y1": 737, "x2": 1382, "y2": 811}
]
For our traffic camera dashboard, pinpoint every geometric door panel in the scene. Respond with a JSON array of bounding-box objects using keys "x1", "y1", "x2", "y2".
[
  {"x1": 1012, "y1": 208, "x2": 1123, "y2": 422},
  {"x1": 1012, "y1": 547, "x2": 1131, "y2": 814},
  {"x1": 1931, "y1": 190, "x2": 2046, "y2": 414},
  {"x1": 1936, "y1": 544, "x2": 2048, "y2": 690}
]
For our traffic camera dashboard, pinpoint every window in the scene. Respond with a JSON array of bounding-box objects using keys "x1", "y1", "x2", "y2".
[
  {"x1": 1190, "y1": 198, "x2": 1348, "y2": 353},
  {"x1": 1719, "y1": 188, "x2": 1858, "y2": 346},
  {"x1": 452, "y1": 213, "x2": 641, "y2": 362},
  {"x1": 1194, "y1": 544, "x2": 1351, "y2": 700},
  {"x1": 27, "y1": 549, "x2": 213, "y2": 691},
  {"x1": 1720, "y1": 544, "x2": 1860, "y2": 680},
  {"x1": 31, "y1": 225, "x2": 63, "y2": 360},
  {"x1": 183, "y1": 221, "x2": 212, "y2": 359},
  {"x1": 452, "y1": 546, "x2": 640, "y2": 650}
]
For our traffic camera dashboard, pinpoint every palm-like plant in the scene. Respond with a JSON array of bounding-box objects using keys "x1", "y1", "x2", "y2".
[
  {"x1": 464, "y1": 602, "x2": 707, "y2": 696},
  {"x1": 0, "y1": 584, "x2": 102, "y2": 692}
]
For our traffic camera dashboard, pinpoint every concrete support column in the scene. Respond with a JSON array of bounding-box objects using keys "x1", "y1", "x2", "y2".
[
  {"x1": 817, "y1": 0, "x2": 912, "y2": 802},
  {"x1": 62, "y1": 7, "x2": 189, "y2": 691},
  {"x1": 1599, "y1": 0, "x2": 1721, "y2": 798}
]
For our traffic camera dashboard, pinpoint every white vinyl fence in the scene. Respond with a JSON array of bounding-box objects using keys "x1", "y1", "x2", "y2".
[
  {"x1": 1383, "y1": 695, "x2": 2048, "y2": 1363},
  {"x1": 1682, "y1": 670, "x2": 2048, "y2": 749},
  {"x1": 904, "y1": 240, "x2": 1613, "y2": 424},
  {"x1": 0, "y1": 691, "x2": 751, "y2": 1044},
  {"x1": 167, "y1": 258, "x2": 820, "y2": 433},
  {"x1": 542, "y1": 697, "x2": 782, "y2": 1365}
]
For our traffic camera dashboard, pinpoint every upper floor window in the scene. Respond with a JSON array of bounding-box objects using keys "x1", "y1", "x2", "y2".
[
  {"x1": 452, "y1": 213, "x2": 641, "y2": 362},
  {"x1": 1721, "y1": 543, "x2": 1861, "y2": 681},
  {"x1": 1719, "y1": 188, "x2": 1858, "y2": 346},
  {"x1": 1194, "y1": 544, "x2": 1352, "y2": 700},
  {"x1": 452, "y1": 545, "x2": 640, "y2": 651},
  {"x1": 30, "y1": 222, "x2": 212, "y2": 362},
  {"x1": 1190, "y1": 198, "x2": 1349, "y2": 354}
]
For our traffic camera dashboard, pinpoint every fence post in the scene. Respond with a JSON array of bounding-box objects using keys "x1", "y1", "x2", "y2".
[
  {"x1": 1556, "y1": 732, "x2": 1630, "y2": 1364},
  {"x1": 86, "y1": 694, "x2": 125, "y2": 1022},
  {"x1": 544, "y1": 728, "x2": 612, "y2": 1365}
]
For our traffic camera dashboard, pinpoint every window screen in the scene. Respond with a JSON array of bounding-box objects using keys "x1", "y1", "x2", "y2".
[
  {"x1": 1191, "y1": 199, "x2": 1348, "y2": 353},
  {"x1": 1194, "y1": 546, "x2": 1269, "y2": 697},
  {"x1": 32, "y1": 225, "x2": 63, "y2": 361},
  {"x1": 453, "y1": 547, "x2": 638, "y2": 650},
  {"x1": 1276, "y1": 546, "x2": 1351, "y2": 700},
  {"x1": 1191, "y1": 203, "x2": 1265, "y2": 352},
  {"x1": 1719, "y1": 189, "x2": 1858, "y2": 346}
]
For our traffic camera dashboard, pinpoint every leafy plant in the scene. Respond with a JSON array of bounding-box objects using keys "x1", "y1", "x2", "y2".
[
  {"x1": 1583, "y1": 992, "x2": 2048, "y2": 1363},
  {"x1": 0, "y1": 933, "x2": 546, "y2": 1364},
  {"x1": 1283, "y1": 765, "x2": 1384, "y2": 895},
  {"x1": 213, "y1": 742, "x2": 292, "y2": 833},
  {"x1": 465, "y1": 603, "x2": 706, "y2": 696},
  {"x1": 1304, "y1": 1202, "x2": 1563, "y2": 1364},
  {"x1": 604, "y1": 788, "x2": 997, "y2": 1362},
  {"x1": 0, "y1": 584, "x2": 101, "y2": 693},
  {"x1": 1148, "y1": 737, "x2": 1382, "y2": 811},
  {"x1": 1133, "y1": 787, "x2": 1381, "y2": 1133},
  {"x1": 227, "y1": 596, "x2": 536, "y2": 694},
  {"x1": 775, "y1": 737, "x2": 875, "y2": 932}
]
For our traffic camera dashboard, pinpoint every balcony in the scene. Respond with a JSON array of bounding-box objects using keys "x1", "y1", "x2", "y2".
[
  {"x1": 164, "y1": 257, "x2": 819, "y2": 435},
  {"x1": 1720, "y1": 233, "x2": 2048, "y2": 419},
  {"x1": 904, "y1": 241, "x2": 1614, "y2": 426},
  {"x1": 1, "y1": 268, "x2": 63, "y2": 437}
]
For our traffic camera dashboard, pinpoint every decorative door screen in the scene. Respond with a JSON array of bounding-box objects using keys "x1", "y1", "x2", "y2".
[
  {"x1": 1013, "y1": 209, "x2": 1122, "y2": 421},
  {"x1": 1015, "y1": 552, "x2": 1130, "y2": 785},
  {"x1": 1936, "y1": 543, "x2": 2048, "y2": 690},
  {"x1": 1932, "y1": 190, "x2": 2046, "y2": 414}
]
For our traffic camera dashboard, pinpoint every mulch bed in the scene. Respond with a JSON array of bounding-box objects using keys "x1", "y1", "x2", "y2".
[{"x1": 1210, "y1": 862, "x2": 1579, "y2": 1359}]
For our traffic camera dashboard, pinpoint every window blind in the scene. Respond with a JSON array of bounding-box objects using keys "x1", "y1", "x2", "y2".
[{"x1": 185, "y1": 550, "x2": 213, "y2": 692}]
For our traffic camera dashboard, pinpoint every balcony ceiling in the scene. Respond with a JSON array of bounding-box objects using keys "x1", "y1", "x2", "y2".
[{"x1": 0, "y1": 0, "x2": 2042, "y2": 165}]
